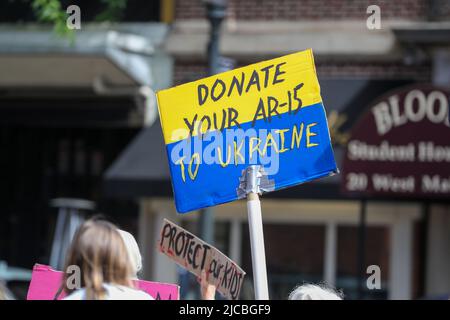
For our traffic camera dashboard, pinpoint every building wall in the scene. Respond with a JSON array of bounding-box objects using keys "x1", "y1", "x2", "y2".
[
  {"x1": 173, "y1": 60, "x2": 431, "y2": 86},
  {"x1": 170, "y1": 0, "x2": 433, "y2": 85},
  {"x1": 175, "y1": 0, "x2": 430, "y2": 20},
  {"x1": 140, "y1": 198, "x2": 422, "y2": 299},
  {"x1": 426, "y1": 205, "x2": 450, "y2": 297}
]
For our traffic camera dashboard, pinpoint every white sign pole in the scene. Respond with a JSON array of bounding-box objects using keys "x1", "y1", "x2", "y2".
[
  {"x1": 247, "y1": 191, "x2": 269, "y2": 300},
  {"x1": 238, "y1": 165, "x2": 271, "y2": 300}
]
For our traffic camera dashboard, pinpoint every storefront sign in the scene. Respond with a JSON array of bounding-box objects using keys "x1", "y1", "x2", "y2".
[{"x1": 342, "y1": 85, "x2": 450, "y2": 198}]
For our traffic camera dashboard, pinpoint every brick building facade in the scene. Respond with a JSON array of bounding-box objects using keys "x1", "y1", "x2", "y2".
[
  {"x1": 175, "y1": 0, "x2": 433, "y2": 20},
  {"x1": 170, "y1": 0, "x2": 442, "y2": 86}
]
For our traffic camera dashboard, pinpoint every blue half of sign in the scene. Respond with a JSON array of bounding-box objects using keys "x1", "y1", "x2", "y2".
[{"x1": 166, "y1": 102, "x2": 338, "y2": 213}]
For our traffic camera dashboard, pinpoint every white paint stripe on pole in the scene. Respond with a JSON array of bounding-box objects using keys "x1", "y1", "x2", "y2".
[{"x1": 247, "y1": 192, "x2": 269, "y2": 300}]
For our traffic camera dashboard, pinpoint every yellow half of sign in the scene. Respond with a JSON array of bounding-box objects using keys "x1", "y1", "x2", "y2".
[{"x1": 156, "y1": 49, "x2": 322, "y2": 144}]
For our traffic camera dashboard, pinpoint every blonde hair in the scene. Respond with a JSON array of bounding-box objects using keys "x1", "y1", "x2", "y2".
[
  {"x1": 61, "y1": 219, "x2": 133, "y2": 300},
  {"x1": 0, "y1": 282, "x2": 12, "y2": 300},
  {"x1": 118, "y1": 229, "x2": 142, "y2": 278},
  {"x1": 289, "y1": 284, "x2": 343, "y2": 300}
]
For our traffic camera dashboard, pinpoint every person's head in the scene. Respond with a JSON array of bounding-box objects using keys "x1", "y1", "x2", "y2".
[
  {"x1": 62, "y1": 218, "x2": 133, "y2": 299},
  {"x1": 117, "y1": 229, "x2": 142, "y2": 279},
  {"x1": 0, "y1": 282, "x2": 13, "y2": 300},
  {"x1": 288, "y1": 284, "x2": 343, "y2": 300}
]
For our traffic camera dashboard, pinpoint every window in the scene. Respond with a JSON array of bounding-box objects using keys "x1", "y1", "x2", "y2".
[
  {"x1": 336, "y1": 225, "x2": 390, "y2": 299},
  {"x1": 241, "y1": 223, "x2": 325, "y2": 299}
]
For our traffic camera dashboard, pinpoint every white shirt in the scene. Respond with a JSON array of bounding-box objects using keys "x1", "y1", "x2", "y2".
[{"x1": 64, "y1": 284, "x2": 154, "y2": 300}]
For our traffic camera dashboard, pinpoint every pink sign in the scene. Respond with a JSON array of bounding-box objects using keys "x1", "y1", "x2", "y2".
[{"x1": 27, "y1": 264, "x2": 179, "y2": 300}]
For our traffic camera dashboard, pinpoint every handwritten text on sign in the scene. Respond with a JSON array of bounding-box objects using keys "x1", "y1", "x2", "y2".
[
  {"x1": 157, "y1": 49, "x2": 338, "y2": 212},
  {"x1": 158, "y1": 219, "x2": 245, "y2": 300}
]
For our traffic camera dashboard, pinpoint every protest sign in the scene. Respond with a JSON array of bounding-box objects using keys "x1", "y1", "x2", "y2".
[
  {"x1": 27, "y1": 264, "x2": 180, "y2": 300},
  {"x1": 158, "y1": 219, "x2": 245, "y2": 300},
  {"x1": 156, "y1": 48, "x2": 338, "y2": 213}
]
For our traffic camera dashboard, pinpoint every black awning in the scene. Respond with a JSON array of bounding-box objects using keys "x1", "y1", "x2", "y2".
[
  {"x1": 393, "y1": 26, "x2": 450, "y2": 45},
  {"x1": 103, "y1": 121, "x2": 173, "y2": 198}
]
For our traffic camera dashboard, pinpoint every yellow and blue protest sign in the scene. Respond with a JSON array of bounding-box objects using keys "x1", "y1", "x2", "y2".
[{"x1": 157, "y1": 49, "x2": 338, "y2": 213}]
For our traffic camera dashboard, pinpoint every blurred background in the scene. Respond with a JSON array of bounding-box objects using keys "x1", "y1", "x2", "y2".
[{"x1": 0, "y1": 0, "x2": 449, "y2": 300}]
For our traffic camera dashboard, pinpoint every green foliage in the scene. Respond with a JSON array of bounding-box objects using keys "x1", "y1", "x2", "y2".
[
  {"x1": 95, "y1": 0, "x2": 128, "y2": 22},
  {"x1": 32, "y1": 0, "x2": 75, "y2": 42},
  {"x1": 30, "y1": 0, "x2": 129, "y2": 43}
]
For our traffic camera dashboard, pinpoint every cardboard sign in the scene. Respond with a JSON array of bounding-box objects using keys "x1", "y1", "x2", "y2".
[
  {"x1": 158, "y1": 219, "x2": 245, "y2": 300},
  {"x1": 157, "y1": 49, "x2": 338, "y2": 213},
  {"x1": 27, "y1": 264, "x2": 180, "y2": 300}
]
